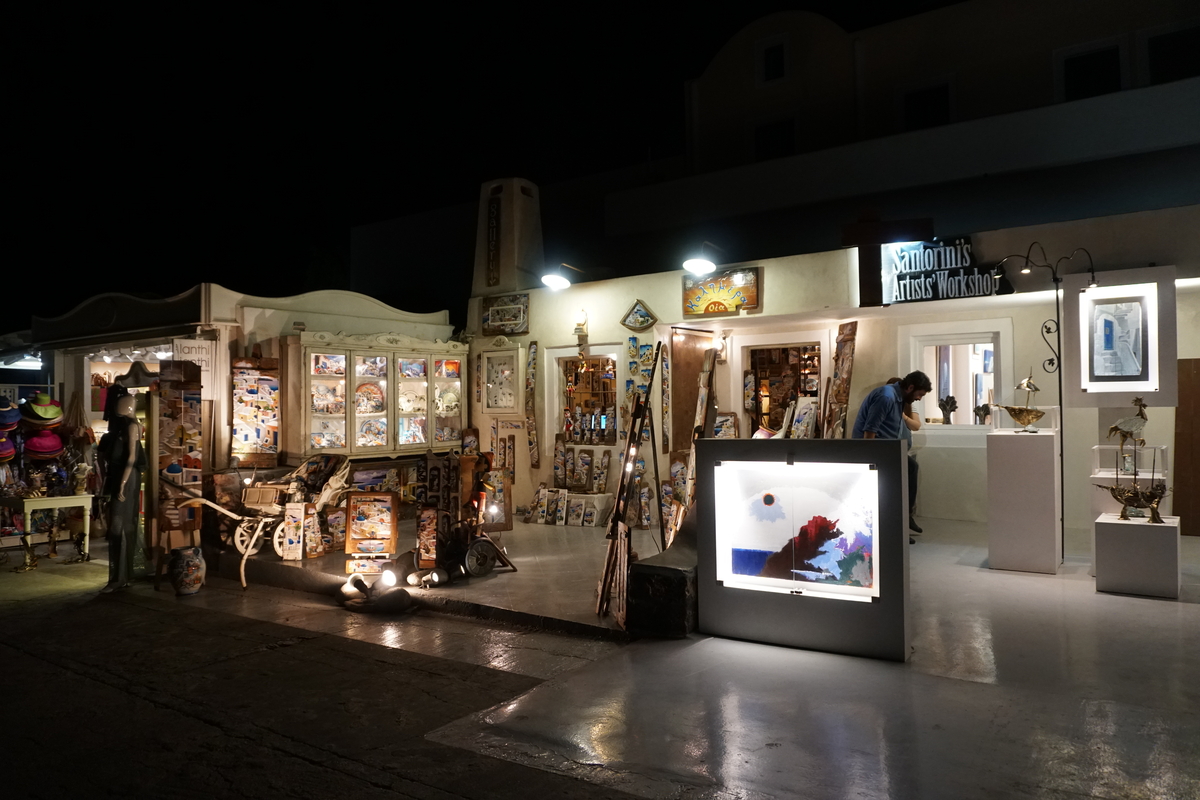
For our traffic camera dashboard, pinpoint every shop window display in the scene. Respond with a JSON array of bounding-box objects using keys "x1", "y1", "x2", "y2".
[
  {"x1": 560, "y1": 356, "x2": 617, "y2": 446},
  {"x1": 922, "y1": 342, "x2": 993, "y2": 424},
  {"x1": 746, "y1": 344, "x2": 820, "y2": 433},
  {"x1": 292, "y1": 334, "x2": 467, "y2": 457}
]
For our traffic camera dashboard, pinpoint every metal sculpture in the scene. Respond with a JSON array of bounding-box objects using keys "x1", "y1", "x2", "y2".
[
  {"x1": 1107, "y1": 396, "x2": 1148, "y2": 452},
  {"x1": 1094, "y1": 444, "x2": 1170, "y2": 523},
  {"x1": 992, "y1": 369, "x2": 1046, "y2": 432}
]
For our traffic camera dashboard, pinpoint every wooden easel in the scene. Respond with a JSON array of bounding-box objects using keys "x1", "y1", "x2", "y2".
[{"x1": 596, "y1": 342, "x2": 665, "y2": 626}]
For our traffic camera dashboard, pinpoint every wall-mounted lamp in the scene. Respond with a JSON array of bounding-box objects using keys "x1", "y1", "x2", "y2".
[
  {"x1": 683, "y1": 241, "x2": 725, "y2": 276},
  {"x1": 715, "y1": 330, "x2": 732, "y2": 364},
  {"x1": 572, "y1": 309, "x2": 589, "y2": 337},
  {"x1": 542, "y1": 262, "x2": 583, "y2": 290}
]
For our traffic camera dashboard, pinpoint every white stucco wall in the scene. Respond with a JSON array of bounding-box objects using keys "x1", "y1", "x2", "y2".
[{"x1": 469, "y1": 206, "x2": 1200, "y2": 539}]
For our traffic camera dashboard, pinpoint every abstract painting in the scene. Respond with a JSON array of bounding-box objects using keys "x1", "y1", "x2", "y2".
[{"x1": 714, "y1": 460, "x2": 879, "y2": 601}]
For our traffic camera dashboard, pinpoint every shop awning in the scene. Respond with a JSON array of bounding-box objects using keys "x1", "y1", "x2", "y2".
[{"x1": 30, "y1": 286, "x2": 206, "y2": 352}]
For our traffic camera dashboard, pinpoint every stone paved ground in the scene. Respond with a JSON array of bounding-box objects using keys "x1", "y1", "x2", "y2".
[{"x1": 0, "y1": 554, "x2": 636, "y2": 799}]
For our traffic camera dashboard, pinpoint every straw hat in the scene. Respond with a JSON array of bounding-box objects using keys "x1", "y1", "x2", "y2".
[
  {"x1": 24, "y1": 429, "x2": 64, "y2": 460},
  {"x1": 20, "y1": 392, "x2": 63, "y2": 424}
]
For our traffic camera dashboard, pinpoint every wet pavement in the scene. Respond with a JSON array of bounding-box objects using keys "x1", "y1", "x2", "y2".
[{"x1": 2, "y1": 518, "x2": 1197, "y2": 799}]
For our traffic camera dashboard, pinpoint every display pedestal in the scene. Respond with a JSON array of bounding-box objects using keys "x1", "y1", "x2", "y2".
[
  {"x1": 986, "y1": 430, "x2": 1061, "y2": 574},
  {"x1": 1094, "y1": 513, "x2": 1180, "y2": 599}
]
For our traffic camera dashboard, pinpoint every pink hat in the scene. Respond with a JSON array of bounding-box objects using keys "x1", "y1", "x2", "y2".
[
  {"x1": 24, "y1": 429, "x2": 64, "y2": 460},
  {"x1": 0, "y1": 432, "x2": 13, "y2": 462}
]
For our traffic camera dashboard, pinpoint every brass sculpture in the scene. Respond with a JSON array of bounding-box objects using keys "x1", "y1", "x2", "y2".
[
  {"x1": 1095, "y1": 480, "x2": 1169, "y2": 524},
  {"x1": 1107, "y1": 397, "x2": 1148, "y2": 451},
  {"x1": 1094, "y1": 444, "x2": 1170, "y2": 524},
  {"x1": 992, "y1": 369, "x2": 1046, "y2": 432}
]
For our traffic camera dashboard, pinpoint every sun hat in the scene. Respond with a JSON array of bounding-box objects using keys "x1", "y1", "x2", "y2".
[
  {"x1": 20, "y1": 392, "x2": 63, "y2": 424},
  {"x1": 0, "y1": 397, "x2": 21, "y2": 427},
  {"x1": 0, "y1": 432, "x2": 14, "y2": 462},
  {"x1": 24, "y1": 429, "x2": 64, "y2": 460}
]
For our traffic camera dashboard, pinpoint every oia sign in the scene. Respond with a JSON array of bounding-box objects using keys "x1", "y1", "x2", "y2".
[{"x1": 882, "y1": 238, "x2": 999, "y2": 304}]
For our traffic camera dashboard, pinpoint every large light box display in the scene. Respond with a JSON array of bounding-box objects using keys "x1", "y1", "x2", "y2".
[
  {"x1": 696, "y1": 438, "x2": 909, "y2": 662},
  {"x1": 715, "y1": 461, "x2": 879, "y2": 602}
]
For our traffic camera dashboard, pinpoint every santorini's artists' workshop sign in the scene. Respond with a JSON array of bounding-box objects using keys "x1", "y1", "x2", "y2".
[
  {"x1": 683, "y1": 267, "x2": 760, "y2": 316},
  {"x1": 882, "y1": 238, "x2": 1004, "y2": 304}
]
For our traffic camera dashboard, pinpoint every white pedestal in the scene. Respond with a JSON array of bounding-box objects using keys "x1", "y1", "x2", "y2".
[
  {"x1": 1094, "y1": 513, "x2": 1180, "y2": 599},
  {"x1": 987, "y1": 430, "x2": 1061, "y2": 573}
]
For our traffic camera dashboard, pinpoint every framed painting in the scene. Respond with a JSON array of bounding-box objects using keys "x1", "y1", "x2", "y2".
[
  {"x1": 683, "y1": 267, "x2": 760, "y2": 317},
  {"x1": 713, "y1": 412, "x2": 739, "y2": 439},
  {"x1": 621, "y1": 299, "x2": 658, "y2": 331},
  {"x1": 483, "y1": 350, "x2": 521, "y2": 412},
  {"x1": 482, "y1": 293, "x2": 529, "y2": 336},
  {"x1": 344, "y1": 492, "x2": 399, "y2": 557},
  {"x1": 1077, "y1": 281, "x2": 1158, "y2": 393}
]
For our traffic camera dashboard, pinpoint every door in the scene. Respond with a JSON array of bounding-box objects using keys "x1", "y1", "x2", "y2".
[{"x1": 670, "y1": 328, "x2": 715, "y2": 450}]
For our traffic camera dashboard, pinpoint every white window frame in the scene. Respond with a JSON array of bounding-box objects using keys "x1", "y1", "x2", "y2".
[{"x1": 898, "y1": 318, "x2": 1013, "y2": 446}]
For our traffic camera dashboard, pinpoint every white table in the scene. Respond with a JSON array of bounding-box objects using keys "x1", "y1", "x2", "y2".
[
  {"x1": 1094, "y1": 512, "x2": 1180, "y2": 599},
  {"x1": 0, "y1": 494, "x2": 94, "y2": 559}
]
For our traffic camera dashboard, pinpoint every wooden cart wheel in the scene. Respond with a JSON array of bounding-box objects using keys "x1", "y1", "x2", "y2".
[
  {"x1": 272, "y1": 520, "x2": 287, "y2": 558},
  {"x1": 233, "y1": 520, "x2": 265, "y2": 555},
  {"x1": 464, "y1": 539, "x2": 498, "y2": 577}
]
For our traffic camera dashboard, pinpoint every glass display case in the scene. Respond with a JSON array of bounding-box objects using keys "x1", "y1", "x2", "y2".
[
  {"x1": 293, "y1": 333, "x2": 468, "y2": 458},
  {"x1": 432, "y1": 358, "x2": 463, "y2": 444},
  {"x1": 1091, "y1": 444, "x2": 1168, "y2": 479},
  {"x1": 308, "y1": 352, "x2": 347, "y2": 449}
]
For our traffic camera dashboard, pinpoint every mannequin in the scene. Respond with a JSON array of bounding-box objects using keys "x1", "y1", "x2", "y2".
[{"x1": 101, "y1": 394, "x2": 146, "y2": 592}]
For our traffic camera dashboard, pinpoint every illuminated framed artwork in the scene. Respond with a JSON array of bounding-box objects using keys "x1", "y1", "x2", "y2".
[
  {"x1": 695, "y1": 437, "x2": 909, "y2": 661},
  {"x1": 1078, "y1": 283, "x2": 1156, "y2": 392}
]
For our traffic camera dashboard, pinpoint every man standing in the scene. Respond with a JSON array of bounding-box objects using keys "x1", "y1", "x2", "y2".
[{"x1": 852, "y1": 371, "x2": 932, "y2": 536}]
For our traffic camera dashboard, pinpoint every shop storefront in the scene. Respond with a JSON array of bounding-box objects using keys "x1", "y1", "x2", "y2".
[
  {"x1": 463, "y1": 201, "x2": 1199, "y2": 640},
  {"x1": 5, "y1": 285, "x2": 459, "y2": 585}
]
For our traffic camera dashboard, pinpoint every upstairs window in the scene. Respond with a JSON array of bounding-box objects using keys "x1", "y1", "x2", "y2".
[
  {"x1": 1062, "y1": 45, "x2": 1122, "y2": 101},
  {"x1": 1147, "y1": 25, "x2": 1200, "y2": 85},
  {"x1": 761, "y1": 43, "x2": 785, "y2": 83}
]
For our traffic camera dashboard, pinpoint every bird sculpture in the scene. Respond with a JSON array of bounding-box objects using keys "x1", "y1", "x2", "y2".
[
  {"x1": 1107, "y1": 396, "x2": 1148, "y2": 452},
  {"x1": 992, "y1": 369, "x2": 1045, "y2": 432}
]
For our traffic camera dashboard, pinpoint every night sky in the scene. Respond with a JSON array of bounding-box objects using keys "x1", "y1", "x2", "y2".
[{"x1": 8, "y1": 3, "x2": 960, "y2": 339}]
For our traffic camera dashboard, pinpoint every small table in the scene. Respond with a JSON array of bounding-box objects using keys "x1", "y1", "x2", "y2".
[
  {"x1": 0, "y1": 494, "x2": 94, "y2": 560},
  {"x1": 1094, "y1": 512, "x2": 1180, "y2": 599}
]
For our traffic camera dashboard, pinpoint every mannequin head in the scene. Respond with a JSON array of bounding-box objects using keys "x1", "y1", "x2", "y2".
[{"x1": 115, "y1": 394, "x2": 137, "y2": 420}]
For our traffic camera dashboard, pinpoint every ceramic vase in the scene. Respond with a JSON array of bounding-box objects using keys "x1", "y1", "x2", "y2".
[{"x1": 168, "y1": 546, "x2": 206, "y2": 596}]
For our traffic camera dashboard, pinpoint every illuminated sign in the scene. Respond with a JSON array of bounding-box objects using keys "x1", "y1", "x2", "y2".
[
  {"x1": 882, "y1": 238, "x2": 1004, "y2": 304},
  {"x1": 682, "y1": 267, "x2": 760, "y2": 316}
]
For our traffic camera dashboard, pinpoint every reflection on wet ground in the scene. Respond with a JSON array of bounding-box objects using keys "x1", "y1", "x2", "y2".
[{"x1": 430, "y1": 518, "x2": 1200, "y2": 799}]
